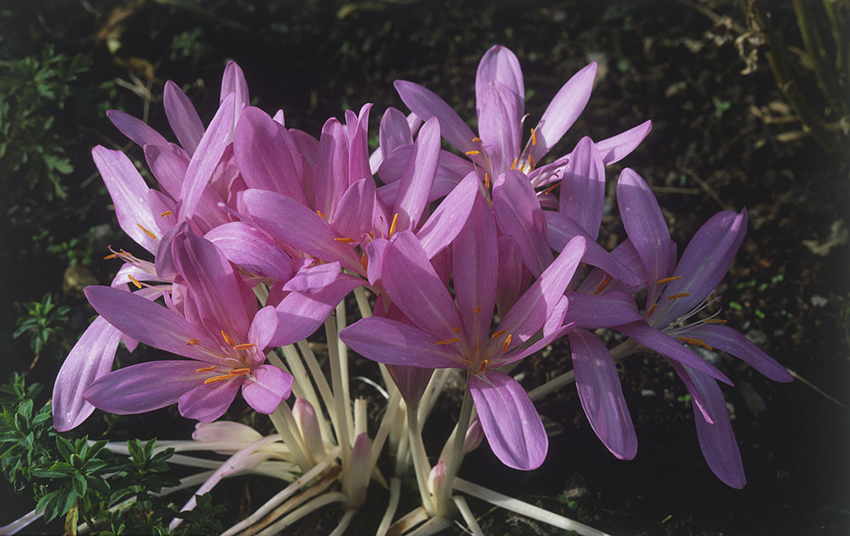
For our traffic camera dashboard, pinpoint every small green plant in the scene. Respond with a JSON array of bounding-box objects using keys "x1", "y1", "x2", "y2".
[{"x1": 14, "y1": 293, "x2": 71, "y2": 359}]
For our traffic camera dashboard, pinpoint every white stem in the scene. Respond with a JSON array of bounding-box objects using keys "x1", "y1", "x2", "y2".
[
  {"x1": 270, "y1": 403, "x2": 313, "y2": 472},
  {"x1": 406, "y1": 409, "x2": 435, "y2": 516},
  {"x1": 325, "y1": 315, "x2": 352, "y2": 473},
  {"x1": 402, "y1": 516, "x2": 453, "y2": 536},
  {"x1": 255, "y1": 492, "x2": 348, "y2": 536},
  {"x1": 452, "y1": 495, "x2": 485, "y2": 536},
  {"x1": 370, "y1": 389, "x2": 402, "y2": 470},
  {"x1": 328, "y1": 509, "x2": 356, "y2": 536},
  {"x1": 375, "y1": 477, "x2": 402, "y2": 536},
  {"x1": 0, "y1": 509, "x2": 39, "y2": 536},
  {"x1": 437, "y1": 383, "x2": 472, "y2": 517},
  {"x1": 266, "y1": 349, "x2": 305, "y2": 400},
  {"x1": 335, "y1": 302, "x2": 355, "y2": 442},
  {"x1": 297, "y1": 338, "x2": 342, "y2": 445},
  {"x1": 528, "y1": 369, "x2": 575, "y2": 402},
  {"x1": 453, "y1": 478, "x2": 612, "y2": 536},
  {"x1": 282, "y1": 343, "x2": 333, "y2": 443}
]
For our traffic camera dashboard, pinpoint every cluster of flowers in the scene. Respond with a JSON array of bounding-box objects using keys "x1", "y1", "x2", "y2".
[{"x1": 51, "y1": 45, "x2": 790, "y2": 531}]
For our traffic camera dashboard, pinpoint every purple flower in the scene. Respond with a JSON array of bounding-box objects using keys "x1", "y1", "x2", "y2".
[
  {"x1": 340, "y1": 195, "x2": 586, "y2": 470},
  {"x1": 82, "y1": 231, "x2": 292, "y2": 422}
]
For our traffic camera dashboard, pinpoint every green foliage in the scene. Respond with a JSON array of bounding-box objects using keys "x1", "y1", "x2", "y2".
[
  {"x1": 0, "y1": 44, "x2": 88, "y2": 203},
  {"x1": 13, "y1": 293, "x2": 71, "y2": 358}
]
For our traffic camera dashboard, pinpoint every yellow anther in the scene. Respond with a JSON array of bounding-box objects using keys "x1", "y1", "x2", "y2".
[
  {"x1": 528, "y1": 154, "x2": 536, "y2": 171},
  {"x1": 703, "y1": 319, "x2": 728, "y2": 324},
  {"x1": 195, "y1": 365, "x2": 217, "y2": 373},
  {"x1": 221, "y1": 330, "x2": 236, "y2": 346},
  {"x1": 646, "y1": 302, "x2": 658, "y2": 316},
  {"x1": 465, "y1": 150, "x2": 481, "y2": 156},
  {"x1": 389, "y1": 213, "x2": 399, "y2": 238},
  {"x1": 186, "y1": 338, "x2": 201, "y2": 345},
  {"x1": 484, "y1": 173, "x2": 490, "y2": 189},
  {"x1": 334, "y1": 237, "x2": 356, "y2": 243},
  {"x1": 435, "y1": 338, "x2": 461, "y2": 346},
  {"x1": 128, "y1": 275, "x2": 143, "y2": 289},
  {"x1": 160, "y1": 210, "x2": 173, "y2": 217},
  {"x1": 667, "y1": 292, "x2": 692, "y2": 301},
  {"x1": 230, "y1": 368, "x2": 251, "y2": 376},
  {"x1": 511, "y1": 157, "x2": 518, "y2": 170},
  {"x1": 204, "y1": 374, "x2": 233, "y2": 384},
  {"x1": 233, "y1": 343, "x2": 256, "y2": 350},
  {"x1": 316, "y1": 210, "x2": 327, "y2": 221},
  {"x1": 477, "y1": 359, "x2": 489, "y2": 373},
  {"x1": 453, "y1": 327, "x2": 462, "y2": 333},
  {"x1": 678, "y1": 336, "x2": 713, "y2": 350},
  {"x1": 501, "y1": 334, "x2": 512, "y2": 353},
  {"x1": 474, "y1": 307, "x2": 481, "y2": 314},
  {"x1": 531, "y1": 127, "x2": 538, "y2": 146},
  {"x1": 472, "y1": 137, "x2": 481, "y2": 142},
  {"x1": 656, "y1": 276, "x2": 683, "y2": 284},
  {"x1": 594, "y1": 275, "x2": 613, "y2": 295},
  {"x1": 361, "y1": 253, "x2": 369, "y2": 273},
  {"x1": 491, "y1": 329, "x2": 507, "y2": 339},
  {"x1": 137, "y1": 224, "x2": 157, "y2": 240},
  {"x1": 103, "y1": 253, "x2": 118, "y2": 260},
  {"x1": 543, "y1": 181, "x2": 561, "y2": 196}
]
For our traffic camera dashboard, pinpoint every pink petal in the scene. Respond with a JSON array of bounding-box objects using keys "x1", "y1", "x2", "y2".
[
  {"x1": 271, "y1": 275, "x2": 362, "y2": 346},
  {"x1": 106, "y1": 109, "x2": 169, "y2": 148},
  {"x1": 164, "y1": 80, "x2": 205, "y2": 155},
  {"x1": 340, "y1": 317, "x2": 463, "y2": 369},
  {"x1": 685, "y1": 324, "x2": 792, "y2": 382},
  {"x1": 178, "y1": 376, "x2": 242, "y2": 423},
  {"x1": 475, "y1": 45, "x2": 524, "y2": 119},
  {"x1": 204, "y1": 222, "x2": 293, "y2": 281},
  {"x1": 393, "y1": 117, "x2": 441, "y2": 233},
  {"x1": 476, "y1": 81, "x2": 521, "y2": 177},
  {"x1": 241, "y1": 364, "x2": 293, "y2": 414},
  {"x1": 394, "y1": 80, "x2": 477, "y2": 155},
  {"x1": 558, "y1": 137, "x2": 606, "y2": 239},
  {"x1": 596, "y1": 120, "x2": 652, "y2": 165},
  {"x1": 492, "y1": 170, "x2": 553, "y2": 277},
  {"x1": 84, "y1": 360, "x2": 205, "y2": 415},
  {"x1": 416, "y1": 171, "x2": 479, "y2": 259}
]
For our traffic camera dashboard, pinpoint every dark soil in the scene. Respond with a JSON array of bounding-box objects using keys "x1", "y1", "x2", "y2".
[{"x1": 2, "y1": 1, "x2": 848, "y2": 535}]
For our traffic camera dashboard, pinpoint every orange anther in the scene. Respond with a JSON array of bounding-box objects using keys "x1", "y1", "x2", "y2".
[
  {"x1": 160, "y1": 210, "x2": 173, "y2": 217},
  {"x1": 484, "y1": 173, "x2": 490, "y2": 189},
  {"x1": 204, "y1": 374, "x2": 233, "y2": 384},
  {"x1": 195, "y1": 366, "x2": 217, "y2": 373},
  {"x1": 233, "y1": 343, "x2": 256, "y2": 350},
  {"x1": 473, "y1": 307, "x2": 481, "y2": 314},
  {"x1": 186, "y1": 339, "x2": 201, "y2": 345},
  {"x1": 656, "y1": 276, "x2": 683, "y2": 284},
  {"x1": 543, "y1": 181, "x2": 561, "y2": 196},
  {"x1": 528, "y1": 154, "x2": 536, "y2": 171},
  {"x1": 128, "y1": 275, "x2": 142, "y2": 289},
  {"x1": 389, "y1": 213, "x2": 399, "y2": 238},
  {"x1": 477, "y1": 359, "x2": 489, "y2": 373},
  {"x1": 491, "y1": 329, "x2": 507, "y2": 339},
  {"x1": 531, "y1": 127, "x2": 538, "y2": 146},
  {"x1": 667, "y1": 292, "x2": 692, "y2": 300},
  {"x1": 453, "y1": 327, "x2": 462, "y2": 333},
  {"x1": 501, "y1": 334, "x2": 512, "y2": 353},
  {"x1": 510, "y1": 157, "x2": 518, "y2": 170},
  {"x1": 103, "y1": 253, "x2": 118, "y2": 260},
  {"x1": 646, "y1": 302, "x2": 658, "y2": 316},
  {"x1": 465, "y1": 150, "x2": 481, "y2": 156},
  {"x1": 334, "y1": 237, "x2": 356, "y2": 243},
  {"x1": 137, "y1": 224, "x2": 157, "y2": 240},
  {"x1": 678, "y1": 336, "x2": 713, "y2": 350},
  {"x1": 594, "y1": 275, "x2": 613, "y2": 295},
  {"x1": 472, "y1": 137, "x2": 481, "y2": 143},
  {"x1": 230, "y1": 368, "x2": 251, "y2": 376},
  {"x1": 435, "y1": 338, "x2": 461, "y2": 346},
  {"x1": 361, "y1": 253, "x2": 369, "y2": 273},
  {"x1": 221, "y1": 331, "x2": 236, "y2": 346},
  {"x1": 316, "y1": 210, "x2": 327, "y2": 221}
]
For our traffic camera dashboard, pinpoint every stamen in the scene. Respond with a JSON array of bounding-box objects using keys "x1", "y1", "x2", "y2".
[
  {"x1": 667, "y1": 292, "x2": 692, "y2": 300},
  {"x1": 473, "y1": 307, "x2": 481, "y2": 314},
  {"x1": 465, "y1": 150, "x2": 481, "y2": 156},
  {"x1": 594, "y1": 275, "x2": 613, "y2": 295},
  {"x1": 678, "y1": 336, "x2": 713, "y2": 350},
  {"x1": 317, "y1": 210, "x2": 327, "y2": 221},
  {"x1": 195, "y1": 365, "x2": 217, "y2": 373},
  {"x1": 160, "y1": 210, "x2": 173, "y2": 217},
  {"x1": 137, "y1": 224, "x2": 157, "y2": 240},
  {"x1": 477, "y1": 359, "x2": 489, "y2": 373},
  {"x1": 702, "y1": 319, "x2": 727, "y2": 324},
  {"x1": 221, "y1": 331, "x2": 236, "y2": 346},
  {"x1": 334, "y1": 237, "x2": 356, "y2": 243},
  {"x1": 233, "y1": 343, "x2": 256, "y2": 350},
  {"x1": 389, "y1": 213, "x2": 399, "y2": 238},
  {"x1": 528, "y1": 154, "x2": 536, "y2": 171},
  {"x1": 186, "y1": 339, "x2": 201, "y2": 345},
  {"x1": 501, "y1": 334, "x2": 512, "y2": 353},
  {"x1": 127, "y1": 275, "x2": 142, "y2": 289},
  {"x1": 471, "y1": 137, "x2": 481, "y2": 142},
  {"x1": 656, "y1": 276, "x2": 683, "y2": 284},
  {"x1": 491, "y1": 329, "x2": 507, "y2": 339},
  {"x1": 204, "y1": 374, "x2": 233, "y2": 384},
  {"x1": 103, "y1": 253, "x2": 118, "y2": 260},
  {"x1": 542, "y1": 181, "x2": 561, "y2": 196},
  {"x1": 646, "y1": 302, "x2": 658, "y2": 316},
  {"x1": 453, "y1": 327, "x2": 462, "y2": 333},
  {"x1": 361, "y1": 253, "x2": 369, "y2": 272},
  {"x1": 484, "y1": 173, "x2": 490, "y2": 189},
  {"x1": 435, "y1": 338, "x2": 461, "y2": 345},
  {"x1": 531, "y1": 127, "x2": 538, "y2": 146},
  {"x1": 230, "y1": 368, "x2": 251, "y2": 376},
  {"x1": 510, "y1": 157, "x2": 518, "y2": 170}
]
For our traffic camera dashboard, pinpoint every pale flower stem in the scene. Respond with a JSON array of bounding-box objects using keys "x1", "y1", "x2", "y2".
[
  {"x1": 437, "y1": 383, "x2": 473, "y2": 517},
  {"x1": 220, "y1": 448, "x2": 340, "y2": 536},
  {"x1": 452, "y1": 495, "x2": 485, "y2": 536},
  {"x1": 370, "y1": 389, "x2": 402, "y2": 470},
  {"x1": 0, "y1": 509, "x2": 39, "y2": 536},
  {"x1": 453, "y1": 478, "x2": 613, "y2": 536},
  {"x1": 375, "y1": 477, "x2": 403, "y2": 536},
  {"x1": 394, "y1": 416, "x2": 411, "y2": 477},
  {"x1": 335, "y1": 302, "x2": 355, "y2": 441},
  {"x1": 406, "y1": 409, "x2": 436, "y2": 516},
  {"x1": 325, "y1": 315, "x2": 352, "y2": 478},
  {"x1": 402, "y1": 516, "x2": 454, "y2": 536},
  {"x1": 283, "y1": 343, "x2": 334, "y2": 444},
  {"x1": 296, "y1": 338, "x2": 342, "y2": 442},
  {"x1": 328, "y1": 509, "x2": 356, "y2": 536},
  {"x1": 267, "y1": 348, "x2": 306, "y2": 400},
  {"x1": 417, "y1": 368, "x2": 451, "y2": 425},
  {"x1": 389, "y1": 506, "x2": 429, "y2": 535},
  {"x1": 353, "y1": 285, "x2": 373, "y2": 319},
  {"x1": 270, "y1": 403, "x2": 313, "y2": 471},
  {"x1": 255, "y1": 492, "x2": 348, "y2": 536}
]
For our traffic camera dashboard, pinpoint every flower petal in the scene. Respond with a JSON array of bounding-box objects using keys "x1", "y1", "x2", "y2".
[
  {"x1": 596, "y1": 120, "x2": 652, "y2": 165},
  {"x1": 570, "y1": 328, "x2": 637, "y2": 460},
  {"x1": 340, "y1": 316, "x2": 463, "y2": 368},
  {"x1": 106, "y1": 109, "x2": 169, "y2": 148},
  {"x1": 178, "y1": 376, "x2": 242, "y2": 423},
  {"x1": 394, "y1": 80, "x2": 477, "y2": 155},
  {"x1": 271, "y1": 275, "x2": 362, "y2": 346},
  {"x1": 492, "y1": 170, "x2": 553, "y2": 277},
  {"x1": 204, "y1": 222, "x2": 293, "y2": 282},
  {"x1": 475, "y1": 45, "x2": 524, "y2": 119},
  {"x1": 558, "y1": 137, "x2": 606, "y2": 240},
  {"x1": 393, "y1": 117, "x2": 441, "y2": 233},
  {"x1": 84, "y1": 360, "x2": 204, "y2": 415},
  {"x1": 416, "y1": 170, "x2": 479, "y2": 259},
  {"x1": 164, "y1": 80, "x2": 205, "y2": 155},
  {"x1": 241, "y1": 364, "x2": 293, "y2": 414},
  {"x1": 685, "y1": 324, "x2": 792, "y2": 382},
  {"x1": 469, "y1": 370, "x2": 547, "y2": 470},
  {"x1": 477, "y1": 81, "x2": 521, "y2": 177}
]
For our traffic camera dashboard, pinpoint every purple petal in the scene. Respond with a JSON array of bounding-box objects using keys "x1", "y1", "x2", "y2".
[
  {"x1": 596, "y1": 120, "x2": 652, "y2": 165},
  {"x1": 495, "y1": 235, "x2": 525, "y2": 315},
  {"x1": 475, "y1": 45, "x2": 524, "y2": 119},
  {"x1": 340, "y1": 317, "x2": 463, "y2": 369},
  {"x1": 379, "y1": 107, "x2": 414, "y2": 160},
  {"x1": 558, "y1": 137, "x2": 605, "y2": 239},
  {"x1": 283, "y1": 261, "x2": 341, "y2": 293},
  {"x1": 220, "y1": 61, "x2": 249, "y2": 116},
  {"x1": 178, "y1": 376, "x2": 242, "y2": 423},
  {"x1": 204, "y1": 222, "x2": 293, "y2": 281},
  {"x1": 386, "y1": 365, "x2": 433, "y2": 408},
  {"x1": 394, "y1": 80, "x2": 477, "y2": 154},
  {"x1": 92, "y1": 146, "x2": 158, "y2": 254},
  {"x1": 617, "y1": 168, "x2": 673, "y2": 306},
  {"x1": 144, "y1": 143, "x2": 188, "y2": 201},
  {"x1": 616, "y1": 321, "x2": 732, "y2": 385},
  {"x1": 84, "y1": 360, "x2": 204, "y2": 415},
  {"x1": 271, "y1": 275, "x2": 362, "y2": 346},
  {"x1": 53, "y1": 317, "x2": 123, "y2": 431},
  {"x1": 179, "y1": 92, "x2": 235, "y2": 220},
  {"x1": 564, "y1": 291, "x2": 643, "y2": 329},
  {"x1": 492, "y1": 170, "x2": 553, "y2": 277},
  {"x1": 332, "y1": 177, "x2": 376, "y2": 243},
  {"x1": 382, "y1": 231, "x2": 464, "y2": 340},
  {"x1": 530, "y1": 62, "x2": 596, "y2": 163},
  {"x1": 469, "y1": 370, "x2": 548, "y2": 470},
  {"x1": 416, "y1": 171, "x2": 479, "y2": 259},
  {"x1": 685, "y1": 324, "x2": 792, "y2": 382},
  {"x1": 453, "y1": 193, "x2": 498, "y2": 345},
  {"x1": 241, "y1": 364, "x2": 293, "y2": 414},
  {"x1": 570, "y1": 329, "x2": 637, "y2": 460},
  {"x1": 313, "y1": 118, "x2": 349, "y2": 218},
  {"x1": 677, "y1": 366, "x2": 746, "y2": 488},
  {"x1": 249, "y1": 306, "x2": 279, "y2": 352},
  {"x1": 393, "y1": 117, "x2": 441, "y2": 233},
  {"x1": 164, "y1": 81, "x2": 205, "y2": 155},
  {"x1": 476, "y1": 81, "x2": 521, "y2": 177},
  {"x1": 84, "y1": 285, "x2": 217, "y2": 361},
  {"x1": 106, "y1": 109, "x2": 169, "y2": 148}
]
